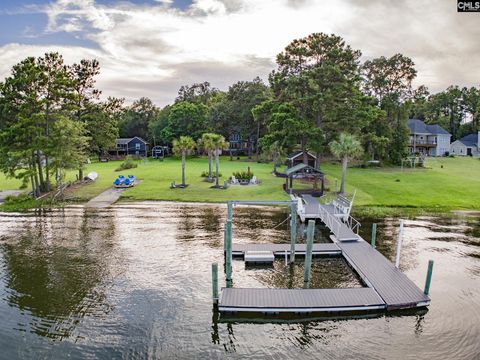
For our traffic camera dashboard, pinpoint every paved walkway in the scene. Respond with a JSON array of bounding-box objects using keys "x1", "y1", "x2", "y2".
[{"x1": 85, "y1": 188, "x2": 124, "y2": 208}]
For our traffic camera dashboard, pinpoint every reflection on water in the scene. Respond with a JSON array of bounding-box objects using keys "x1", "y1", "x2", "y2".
[
  {"x1": 0, "y1": 207, "x2": 119, "y2": 341},
  {"x1": 0, "y1": 203, "x2": 479, "y2": 359}
]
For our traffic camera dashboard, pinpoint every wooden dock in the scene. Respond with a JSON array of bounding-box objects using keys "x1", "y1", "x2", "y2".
[
  {"x1": 219, "y1": 288, "x2": 385, "y2": 313},
  {"x1": 217, "y1": 199, "x2": 430, "y2": 315},
  {"x1": 232, "y1": 243, "x2": 341, "y2": 257}
]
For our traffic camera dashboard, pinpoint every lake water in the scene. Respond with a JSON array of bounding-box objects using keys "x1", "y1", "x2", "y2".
[{"x1": 0, "y1": 202, "x2": 479, "y2": 359}]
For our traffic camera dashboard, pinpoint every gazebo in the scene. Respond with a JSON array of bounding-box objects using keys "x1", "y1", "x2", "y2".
[{"x1": 284, "y1": 163, "x2": 325, "y2": 197}]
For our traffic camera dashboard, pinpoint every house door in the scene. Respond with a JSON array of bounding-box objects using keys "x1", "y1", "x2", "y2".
[{"x1": 467, "y1": 148, "x2": 472, "y2": 156}]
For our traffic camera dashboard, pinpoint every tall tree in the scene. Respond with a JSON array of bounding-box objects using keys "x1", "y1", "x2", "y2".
[
  {"x1": 199, "y1": 133, "x2": 216, "y2": 181},
  {"x1": 176, "y1": 81, "x2": 219, "y2": 105},
  {"x1": 119, "y1": 97, "x2": 158, "y2": 141},
  {"x1": 70, "y1": 58, "x2": 101, "y2": 180},
  {"x1": 211, "y1": 134, "x2": 229, "y2": 188},
  {"x1": 161, "y1": 101, "x2": 210, "y2": 143},
  {"x1": 83, "y1": 97, "x2": 123, "y2": 157},
  {"x1": 172, "y1": 136, "x2": 196, "y2": 187},
  {"x1": 362, "y1": 54, "x2": 418, "y2": 164},
  {"x1": 329, "y1": 133, "x2": 363, "y2": 194},
  {"x1": 269, "y1": 33, "x2": 362, "y2": 168}
]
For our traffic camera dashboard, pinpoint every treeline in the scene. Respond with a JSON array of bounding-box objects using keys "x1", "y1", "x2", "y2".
[
  {"x1": 119, "y1": 33, "x2": 480, "y2": 168},
  {"x1": 0, "y1": 53, "x2": 123, "y2": 196},
  {"x1": 2, "y1": 33, "x2": 480, "y2": 197}
]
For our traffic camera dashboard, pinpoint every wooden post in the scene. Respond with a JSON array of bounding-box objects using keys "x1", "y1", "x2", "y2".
[
  {"x1": 424, "y1": 260, "x2": 434, "y2": 295},
  {"x1": 395, "y1": 219, "x2": 404, "y2": 268},
  {"x1": 227, "y1": 200, "x2": 233, "y2": 221},
  {"x1": 212, "y1": 262, "x2": 219, "y2": 305},
  {"x1": 290, "y1": 202, "x2": 297, "y2": 263},
  {"x1": 225, "y1": 219, "x2": 232, "y2": 287},
  {"x1": 371, "y1": 223, "x2": 377, "y2": 248},
  {"x1": 303, "y1": 220, "x2": 315, "y2": 289}
]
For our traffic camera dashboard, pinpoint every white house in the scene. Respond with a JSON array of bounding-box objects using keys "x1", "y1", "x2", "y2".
[
  {"x1": 450, "y1": 131, "x2": 480, "y2": 157},
  {"x1": 407, "y1": 119, "x2": 451, "y2": 156}
]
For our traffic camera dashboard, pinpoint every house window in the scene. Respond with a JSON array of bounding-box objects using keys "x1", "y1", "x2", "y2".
[{"x1": 135, "y1": 143, "x2": 140, "y2": 150}]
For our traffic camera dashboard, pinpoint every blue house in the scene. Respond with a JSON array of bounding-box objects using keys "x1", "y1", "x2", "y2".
[{"x1": 110, "y1": 137, "x2": 148, "y2": 158}]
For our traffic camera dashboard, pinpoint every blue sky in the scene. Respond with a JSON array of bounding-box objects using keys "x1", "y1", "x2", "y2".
[{"x1": 0, "y1": 0, "x2": 479, "y2": 106}]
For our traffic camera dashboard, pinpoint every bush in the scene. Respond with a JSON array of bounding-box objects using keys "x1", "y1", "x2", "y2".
[
  {"x1": 200, "y1": 170, "x2": 222, "y2": 178},
  {"x1": 1, "y1": 194, "x2": 38, "y2": 212},
  {"x1": 115, "y1": 156, "x2": 138, "y2": 171},
  {"x1": 232, "y1": 171, "x2": 254, "y2": 180}
]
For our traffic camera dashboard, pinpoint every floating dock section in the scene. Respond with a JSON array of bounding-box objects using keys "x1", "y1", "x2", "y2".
[{"x1": 217, "y1": 199, "x2": 431, "y2": 315}]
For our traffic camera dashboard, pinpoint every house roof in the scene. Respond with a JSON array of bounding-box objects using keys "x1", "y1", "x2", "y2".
[
  {"x1": 117, "y1": 138, "x2": 133, "y2": 144},
  {"x1": 116, "y1": 137, "x2": 148, "y2": 144},
  {"x1": 407, "y1": 119, "x2": 450, "y2": 135},
  {"x1": 425, "y1": 124, "x2": 450, "y2": 135},
  {"x1": 458, "y1": 133, "x2": 478, "y2": 147},
  {"x1": 285, "y1": 163, "x2": 323, "y2": 176},
  {"x1": 287, "y1": 151, "x2": 317, "y2": 160}
]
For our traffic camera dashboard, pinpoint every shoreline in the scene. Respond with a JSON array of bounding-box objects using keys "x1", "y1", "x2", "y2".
[{"x1": 1, "y1": 197, "x2": 479, "y2": 218}]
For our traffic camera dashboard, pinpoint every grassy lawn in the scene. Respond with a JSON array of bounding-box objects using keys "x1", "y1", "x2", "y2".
[
  {"x1": 1, "y1": 156, "x2": 479, "y2": 213},
  {"x1": 69, "y1": 157, "x2": 290, "y2": 202},
  {"x1": 322, "y1": 157, "x2": 480, "y2": 212}
]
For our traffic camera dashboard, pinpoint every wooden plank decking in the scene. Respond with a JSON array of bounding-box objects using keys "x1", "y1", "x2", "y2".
[
  {"x1": 219, "y1": 288, "x2": 385, "y2": 312},
  {"x1": 337, "y1": 240, "x2": 430, "y2": 309},
  {"x1": 218, "y1": 199, "x2": 430, "y2": 315},
  {"x1": 232, "y1": 243, "x2": 341, "y2": 256}
]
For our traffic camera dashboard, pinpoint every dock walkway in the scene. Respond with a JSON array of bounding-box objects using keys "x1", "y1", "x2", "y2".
[
  {"x1": 337, "y1": 240, "x2": 429, "y2": 309},
  {"x1": 217, "y1": 199, "x2": 430, "y2": 314}
]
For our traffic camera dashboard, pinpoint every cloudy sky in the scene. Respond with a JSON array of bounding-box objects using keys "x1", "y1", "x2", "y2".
[{"x1": 0, "y1": 0, "x2": 479, "y2": 106}]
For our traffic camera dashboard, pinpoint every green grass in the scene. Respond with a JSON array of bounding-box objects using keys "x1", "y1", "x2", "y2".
[
  {"x1": 1, "y1": 156, "x2": 479, "y2": 215},
  {"x1": 321, "y1": 157, "x2": 480, "y2": 213},
  {"x1": 72, "y1": 157, "x2": 289, "y2": 202}
]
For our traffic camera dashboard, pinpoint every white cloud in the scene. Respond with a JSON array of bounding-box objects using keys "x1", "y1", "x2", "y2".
[{"x1": 0, "y1": 0, "x2": 478, "y2": 106}]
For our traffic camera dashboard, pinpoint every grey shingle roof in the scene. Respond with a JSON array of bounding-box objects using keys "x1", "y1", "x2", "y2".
[
  {"x1": 407, "y1": 119, "x2": 450, "y2": 135},
  {"x1": 426, "y1": 124, "x2": 450, "y2": 135},
  {"x1": 459, "y1": 133, "x2": 478, "y2": 147},
  {"x1": 116, "y1": 138, "x2": 133, "y2": 144},
  {"x1": 287, "y1": 151, "x2": 316, "y2": 160}
]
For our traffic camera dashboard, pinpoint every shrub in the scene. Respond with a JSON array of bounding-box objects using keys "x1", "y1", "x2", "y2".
[
  {"x1": 1, "y1": 194, "x2": 38, "y2": 212},
  {"x1": 232, "y1": 171, "x2": 254, "y2": 180},
  {"x1": 115, "y1": 156, "x2": 138, "y2": 171},
  {"x1": 200, "y1": 170, "x2": 222, "y2": 178}
]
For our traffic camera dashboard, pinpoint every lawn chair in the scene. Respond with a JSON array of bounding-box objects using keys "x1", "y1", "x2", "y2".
[
  {"x1": 250, "y1": 176, "x2": 257, "y2": 185},
  {"x1": 231, "y1": 176, "x2": 239, "y2": 185}
]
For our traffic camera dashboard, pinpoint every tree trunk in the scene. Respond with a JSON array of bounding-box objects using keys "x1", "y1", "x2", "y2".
[
  {"x1": 182, "y1": 152, "x2": 186, "y2": 186},
  {"x1": 315, "y1": 110, "x2": 323, "y2": 170},
  {"x1": 208, "y1": 152, "x2": 212, "y2": 181},
  {"x1": 315, "y1": 151, "x2": 321, "y2": 170},
  {"x1": 79, "y1": 164, "x2": 84, "y2": 181},
  {"x1": 31, "y1": 158, "x2": 40, "y2": 198},
  {"x1": 45, "y1": 156, "x2": 51, "y2": 192},
  {"x1": 340, "y1": 157, "x2": 347, "y2": 194},
  {"x1": 215, "y1": 151, "x2": 220, "y2": 187},
  {"x1": 30, "y1": 175, "x2": 35, "y2": 198},
  {"x1": 36, "y1": 152, "x2": 44, "y2": 193},
  {"x1": 273, "y1": 155, "x2": 277, "y2": 173},
  {"x1": 301, "y1": 138, "x2": 308, "y2": 165},
  {"x1": 255, "y1": 121, "x2": 260, "y2": 162}
]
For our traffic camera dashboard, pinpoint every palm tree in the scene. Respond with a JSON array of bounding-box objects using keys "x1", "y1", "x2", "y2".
[
  {"x1": 329, "y1": 133, "x2": 363, "y2": 194},
  {"x1": 199, "y1": 133, "x2": 216, "y2": 182},
  {"x1": 173, "y1": 136, "x2": 196, "y2": 187},
  {"x1": 211, "y1": 134, "x2": 229, "y2": 187}
]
